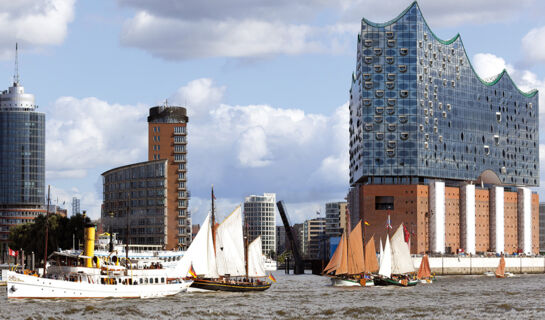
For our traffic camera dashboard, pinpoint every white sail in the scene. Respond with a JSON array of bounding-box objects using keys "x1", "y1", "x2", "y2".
[
  {"x1": 170, "y1": 212, "x2": 218, "y2": 278},
  {"x1": 390, "y1": 224, "x2": 414, "y2": 275},
  {"x1": 378, "y1": 234, "x2": 392, "y2": 278},
  {"x1": 247, "y1": 236, "x2": 266, "y2": 277},
  {"x1": 215, "y1": 206, "x2": 246, "y2": 276},
  {"x1": 379, "y1": 238, "x2": 384, "y2": 266}
]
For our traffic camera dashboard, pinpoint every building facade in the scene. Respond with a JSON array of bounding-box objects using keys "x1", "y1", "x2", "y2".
[
  {"x1": 244, "y1": 193, "x2": 276, "y2": 257},
  {"x1": 147, "y1": 105, "x2": 191, "y2": 249},
  {"x1": 0, "y1": 73, "x2": 45, "y2": 249},
  {"x1": 539, "y1": 203, "x2": 545, "y2": 252},
  {"x1": 325, "y1": 201, "x2": 348, "y2": 238},
  {"x1": 348, "y1": 2, "x2": 539, "y2": 254},
  {"x1": 302, "y1": 218, "x2": 326, "y2": 259},
  {"x1": 102, "y1": 160, "x2": 168, "y2": 246}
]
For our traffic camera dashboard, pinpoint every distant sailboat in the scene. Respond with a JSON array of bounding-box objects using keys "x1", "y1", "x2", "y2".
[
  {"x1": 323, "y1": 221, "x2": 377, "y2": 287},
  {"x1": 417, "y1": 254, "x2": 434, "y2": 283},
  {"x1": 374, "y1": 224, "x2": 418, "y2": 287},
  {"x1": 494, "y1": 254, "x2": 513, "y2": 278}
]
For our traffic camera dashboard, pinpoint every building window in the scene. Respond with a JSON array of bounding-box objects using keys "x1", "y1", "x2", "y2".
[
  {"x1": 174, "y1": 126, "x2": 186, "y2": 134},
  {"x1": 375, "y1": 196, "x2": 394, "y2": 210}
]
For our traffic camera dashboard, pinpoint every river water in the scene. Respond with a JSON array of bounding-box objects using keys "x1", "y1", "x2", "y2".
[{"x1": 1, "y1": 271, "x2": 545, "y2": 319}]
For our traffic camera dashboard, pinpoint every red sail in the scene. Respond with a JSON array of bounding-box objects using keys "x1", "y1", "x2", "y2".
[{"x1": 417, "y1": 254, "x2": 432, "y2": 279}]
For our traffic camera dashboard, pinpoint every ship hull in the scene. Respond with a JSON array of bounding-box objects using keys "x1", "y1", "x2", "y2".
[
  {"x1": 189, "y1": 279, "x2": 271, "y2": 292},
  {"x1": 330, "y1": 277, "x2": 375, "y2": 287},
  {"x1": 374, "y1": 277, "x2": 418, "y2": 287},
  {"x1": 6, "y1": 271, "x2": 192, "y2": 299}
]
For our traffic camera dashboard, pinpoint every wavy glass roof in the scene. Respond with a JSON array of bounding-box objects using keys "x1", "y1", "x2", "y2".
[{"x1": 360, "y1": 1, "x2": 538, "y2": 97}]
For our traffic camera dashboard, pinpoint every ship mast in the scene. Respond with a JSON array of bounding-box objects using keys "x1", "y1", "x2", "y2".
[
  {"x1": 43, "y1": 185, "x2": 50, "y2": 276},
  {"x1": 211, "y1": 185, "x2": 216, "y2": 251}
]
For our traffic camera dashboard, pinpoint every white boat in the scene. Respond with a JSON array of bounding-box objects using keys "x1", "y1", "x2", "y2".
[
  {"x1": 330, "y1": 277, "x2": 360, "y2": 287},
  {"x1": 263, "y1": 257, "x2": 277, "y2": 271},
  {"x1": 484, "y1": 271, "x2": 495, "y2": 277},
  {"x1": 6, "y1": 224, "x2": 192, "y2": 299}
]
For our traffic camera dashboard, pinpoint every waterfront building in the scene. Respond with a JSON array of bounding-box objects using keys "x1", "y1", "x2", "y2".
[
  {"x1": 191, "y1": 224, "x2": 200, "y2": 240},
  {"x1": 276, "y1": 225, "x2": 286, "y2": 255},
  {"x1": 244, "y1": 193, "x2": 276, "y2": 257},
  {"x1": 0, "y1": 46, "x2": 45, "y2": 250},
  {"x1": 325, "y1": 202, "x2": 348, "y2": 238},
  {"x1": 539, "y1": 202, "x2": 545, "y2": 252},
  {"x1": 102, "y1": 104, "x2": 191, "y2": 250},
  {"x1": 348, "y1": 2, "x2": 539, "y2": 254},
  {"x1": 147, "y1": 105, "x2": 191, "y2": 249},
  {"x1": 72, "y1": 197, "x2": 80, "y2": 216},
  {"x1": 102, "y1": 160, "x2": 168, "y2": 246},
  {"x1": 301, "y1": 218, "x2": 326, "y2": 259}
]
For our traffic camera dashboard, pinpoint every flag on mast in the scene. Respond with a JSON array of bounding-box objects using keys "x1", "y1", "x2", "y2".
[{"x1": 386, "y1": 215, "x2": 392, "y2": 230}]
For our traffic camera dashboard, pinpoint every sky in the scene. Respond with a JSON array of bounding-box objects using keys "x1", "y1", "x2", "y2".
[{"x1": 1, "y1": 0, "x2": 545, "y2": 225}]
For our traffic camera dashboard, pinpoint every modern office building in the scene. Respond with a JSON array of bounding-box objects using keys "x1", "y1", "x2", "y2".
[
  {"x1": 324, "y1": 201, "x2": 348, "y2": 237},
  {"x1": 348, "y1": 2, "x2": 539, "y2": 254},
  {"x1": 0, "y1": 48, "x2": 45, "y2": 250},
  {"x1": 147, "y1": 105, "x2": 191, "y2": 249},
  {"x1": 276, "y1": 225, "x2": 286, "y2": 255},
  {"x1": 539, "y1": 203, "x2": 545, "y2": 252},
  {"x1": 102, "y1": 104, "x2": 191, "y2": 250},
  {"x1": 244, "y1": 193, "x2": 276, "y2": 257},
  {"x1": 72, "y1": 197, "x2": 81, "y2": 216},
  {"x1": 102, "y1": 160, "x2": 168, "y2": 246},
  {"x1": 301, "y1": 218, "x2": 326, "y2": 259}
]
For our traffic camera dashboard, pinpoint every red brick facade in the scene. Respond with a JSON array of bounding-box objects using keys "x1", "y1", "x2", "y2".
[{"x1": 356, "y1": 184, "x2": 539, "y2": 254}]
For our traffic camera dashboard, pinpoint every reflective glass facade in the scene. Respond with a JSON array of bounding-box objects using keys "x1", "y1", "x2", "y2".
[
  {"x1": 349, "y1": 2, "x2": 539, "y2": 187},
  {"x1": 0, "y1": 111, "x2": 45, "y2": 205},
  {"x1": 102, "y1": 160, "x2": 168, "y2": 245}
]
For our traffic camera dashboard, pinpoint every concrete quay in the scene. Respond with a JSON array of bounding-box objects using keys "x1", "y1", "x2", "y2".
[{"x1": 413, "y1": 256, "x2": 545, "y2": 275}]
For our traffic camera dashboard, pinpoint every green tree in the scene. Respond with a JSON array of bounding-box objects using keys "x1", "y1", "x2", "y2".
[{"x1": 8, "y1": 213, "x2": 91, "y2": 266}]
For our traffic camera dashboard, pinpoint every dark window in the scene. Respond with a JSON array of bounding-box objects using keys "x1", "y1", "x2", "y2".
[{"x1": 375, "y1": 196, "x2": 394, "y2": 210}]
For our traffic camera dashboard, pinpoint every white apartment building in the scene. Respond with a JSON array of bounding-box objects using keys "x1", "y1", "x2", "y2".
[{"x1": 244, "y1": 193, "x2": 276, "y2": 257}]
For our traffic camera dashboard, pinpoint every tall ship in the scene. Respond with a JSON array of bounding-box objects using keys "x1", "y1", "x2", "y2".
[
  {"x1": 173, "y1": 187, "x2": 273, "y2": 292},
  {"x1": 374, "y1": 224, "x2": 418, "y2": 287},
  {"x1": 323, "y1": 220, "x2": 378, "y2": 287},
  {"x1": 5, "y1": 223, "x2": 192, "y2": 299}
]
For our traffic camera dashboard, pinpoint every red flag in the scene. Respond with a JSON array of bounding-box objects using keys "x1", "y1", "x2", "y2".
[
  {"x1": 8, "y1": 248, "x2": 18, "y2": 257},
  {"x1": 403, "y1": 224, "x2": 410, "y2": 243}
]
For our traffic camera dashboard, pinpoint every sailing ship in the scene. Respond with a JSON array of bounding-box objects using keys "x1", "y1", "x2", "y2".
[
  {"x1": 6, "y1": 223, "x2": 192, "y2": 299},
  {"x1": 494, "y1": 255, "x2": 513, "y2": 278},
  {"x1": 374, "y1": 224, "x2": 418, "y2": 287},
  {"x1": 174, "y1": 188, "x2": 272, "y2": 292},
  {"x1": 416, "y1": 254, "x2": 435, "y2": 283},
  {"x1": 322, "y1": 221, "x2": 378, "y2": 287}
]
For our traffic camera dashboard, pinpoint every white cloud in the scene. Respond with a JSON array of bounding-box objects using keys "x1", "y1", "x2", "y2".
[
  {"x1": 473, "y1": 53, "x2": 544, "y2": 116},
  {"x1": 118, "y1": 0, "x2": 535, "y2": 60},
  {"x1": 0, "y1": 0, "x2": 75, "y2": 58},
  {"x1": 46, "y1": 96, "x2": 148, "y2": 179},
  {"x1": 46, "y1": 78, "x2": 349, "y2": 223},
  {"x1": 522, "y1": 25, "x2": 545, "y2": 65}
]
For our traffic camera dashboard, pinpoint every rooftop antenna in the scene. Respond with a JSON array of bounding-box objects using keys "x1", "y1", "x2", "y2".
[{"x1": 14, "y1": 43, "x2": 19, "y2": 85}]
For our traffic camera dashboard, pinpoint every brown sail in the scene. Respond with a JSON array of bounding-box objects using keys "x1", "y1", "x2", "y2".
[
  {"x1": 495, "y1": 255, "x2": 505, "y2": 278},
  {"x1": 364, "y1": 235, "x2": 379, "y2": 273},
  {"x1": 323, "y1": 233, "x2": 345, "y2": 274},
  {"x1": 417, "y1": 254, "x2": 432, "y2": 279},
  {"x1": 347, "y1": 221, "x2": 365, "y2": 275},
  {"x1": 336, "y1": 230, "x2": 349, "y2": 275}
]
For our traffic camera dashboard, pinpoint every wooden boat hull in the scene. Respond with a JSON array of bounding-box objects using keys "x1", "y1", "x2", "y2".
[
  {"x1": 374, "y1": 277, "x2": 418, "y2": 287},
  {"x1": 189, "y1": 279, "x2": 271, "y2": 292}
]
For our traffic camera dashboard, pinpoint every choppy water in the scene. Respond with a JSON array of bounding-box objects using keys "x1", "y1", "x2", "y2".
[{"x1": 2, "y1": 272, "x2": 545, "y2": 319}]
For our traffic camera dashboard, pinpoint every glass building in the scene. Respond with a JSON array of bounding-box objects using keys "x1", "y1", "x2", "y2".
[
  {"x1": 347, "y1": 2, "x2": 539, "y2": 255},
  {"x1": 0, "y1": 78, "x2": 45, "y2": 247},
  {"x1": 102, "y1": 160, "x2": 168, "y2": 246},
  {"x1": 349, "y1": 2, "x2": 539, "y2": 187}
]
